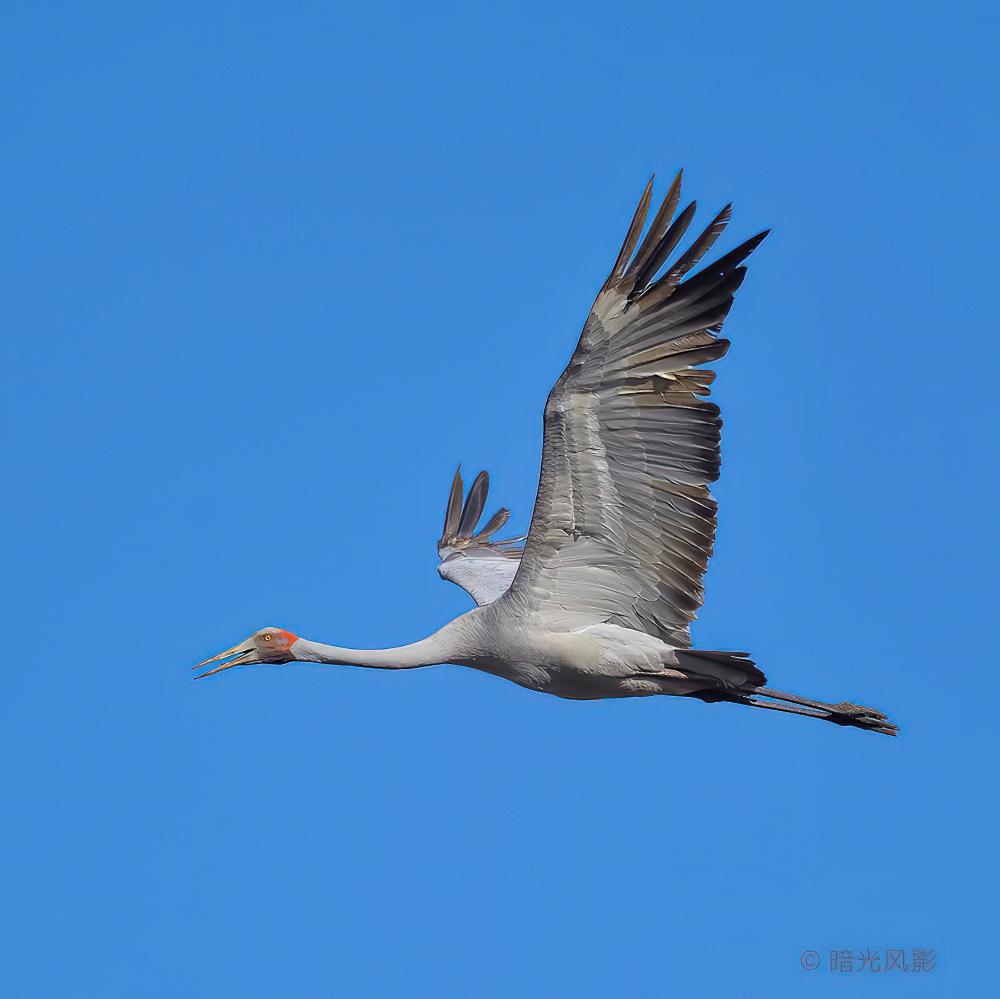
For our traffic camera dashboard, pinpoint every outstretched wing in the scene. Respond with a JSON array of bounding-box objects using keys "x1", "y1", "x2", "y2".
[
  {"x1": 506, "y1": 172, "x2": 769, "y2": 646},
  {"x1": 437, "y1": 468, "x2": 524, "y2": 606}
]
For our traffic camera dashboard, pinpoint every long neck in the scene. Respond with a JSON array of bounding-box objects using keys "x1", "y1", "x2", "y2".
[{"x1": 291, "y1": 623, "x2": 468, "y2": 670}]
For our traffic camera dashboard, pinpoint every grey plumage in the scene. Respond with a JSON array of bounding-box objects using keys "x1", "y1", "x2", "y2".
[
  {"x1": 506, "y1": 182, "x2": 766, "y2": 647},
  {"x1": 197, "y1": 174, "x2": 898, "y2": 737}
]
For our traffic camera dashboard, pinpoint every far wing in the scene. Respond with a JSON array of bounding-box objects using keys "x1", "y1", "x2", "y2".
[{"x1": 437, "y1": 468, "x2": 524, "y2": 606}]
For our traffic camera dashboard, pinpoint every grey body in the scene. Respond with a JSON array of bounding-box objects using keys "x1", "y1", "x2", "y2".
[
  {"x1": 197, "y1": 174, "x2": 897, "y2": 736},
  {"x1": 425, "y1": 605, "x2": 702, "y2": 701}
]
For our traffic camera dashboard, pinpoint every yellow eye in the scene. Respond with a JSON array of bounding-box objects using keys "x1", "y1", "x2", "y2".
[{"x1": 263, "y1": 634, "x2": 272, "y2": 641}]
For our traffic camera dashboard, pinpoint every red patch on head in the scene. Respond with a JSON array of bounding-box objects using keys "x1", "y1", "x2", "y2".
[{"x1": 276, "y1": 628, "x2": 298, "y2": 650}]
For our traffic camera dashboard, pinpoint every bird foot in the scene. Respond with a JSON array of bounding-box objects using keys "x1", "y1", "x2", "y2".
[
  {"x1": 827, "y1": 701, "x2": 898, "y2": 735},
  {"x1": 831, "y1": 701, "x2": 887, "y2": 721}
]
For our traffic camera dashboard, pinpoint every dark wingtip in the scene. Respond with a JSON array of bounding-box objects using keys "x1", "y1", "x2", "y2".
[
  {"x1": 473, "y1": 506, "x2": 511, "y2": 541},
  {"x1": 442, "y1": 464, "x2": 465, "y2": 541},
  {"x1": 457, "y1": 470, "x2": 490, "y2": 538}
]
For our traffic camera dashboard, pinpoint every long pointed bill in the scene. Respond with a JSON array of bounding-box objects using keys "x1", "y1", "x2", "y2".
[{"x1": 192, "y1": 638, "x2": 257, "y2": 679}]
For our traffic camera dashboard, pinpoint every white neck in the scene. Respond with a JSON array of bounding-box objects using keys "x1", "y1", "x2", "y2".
[{"x1": 290, "y1": 627, "x2": 465, "y2": 671}]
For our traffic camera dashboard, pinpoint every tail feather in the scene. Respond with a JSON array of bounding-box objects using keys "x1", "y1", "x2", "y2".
[{"x1": 677, "y1": 649, "x2": 767, "y2": 690}]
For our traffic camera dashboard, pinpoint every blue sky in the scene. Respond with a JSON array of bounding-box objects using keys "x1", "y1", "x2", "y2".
[{"x1": 2, "y1": 2, "x2": 995, "y2": 995}]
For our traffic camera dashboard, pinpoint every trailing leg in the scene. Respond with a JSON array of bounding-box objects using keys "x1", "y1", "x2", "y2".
[
  {"x1": 753, "y1": 686, "x2": 896, "y2": 734},
  {"x1": 693, "y1": 687, "x2": 898, "y2": 736}
]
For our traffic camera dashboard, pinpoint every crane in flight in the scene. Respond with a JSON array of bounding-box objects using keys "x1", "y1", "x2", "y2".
[{"x1": 195, "y1": 173, "x2": 897, "y2": 736}]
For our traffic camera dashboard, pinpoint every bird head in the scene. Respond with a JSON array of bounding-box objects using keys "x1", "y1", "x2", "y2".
[{"x1": 193, "y1": 627, "x2": 299, "y2": 679}]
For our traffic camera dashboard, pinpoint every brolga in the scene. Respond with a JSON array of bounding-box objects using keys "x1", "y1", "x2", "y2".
[{"x1": 196, "y1": 173, "x2": 897, "y2": 736}]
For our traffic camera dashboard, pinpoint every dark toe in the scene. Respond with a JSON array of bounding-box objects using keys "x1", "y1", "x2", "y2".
[{"x1": 832, "y1": 701, "x2": 888, "y2": 721}]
